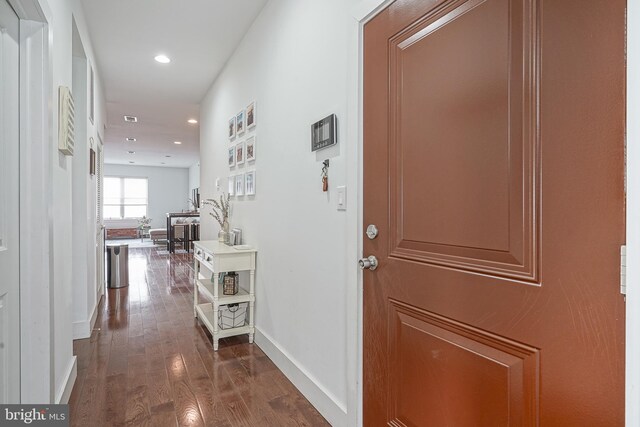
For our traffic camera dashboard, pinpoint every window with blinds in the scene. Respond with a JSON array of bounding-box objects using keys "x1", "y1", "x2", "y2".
[{"x1": 104, "y1": 176, "x2": 148, "y2": 219}]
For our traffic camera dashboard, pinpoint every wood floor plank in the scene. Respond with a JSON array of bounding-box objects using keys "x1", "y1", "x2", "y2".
[
  {"x1": 124, "y1": 385, "x2": 151, "y2": 427},
  {"x1": 223, "y1": 397, "x2": 254, "y2": 427},
  {"x1": 68, "y1": 247, "x2": 329, "y2": 427},
  {"x1": 104, "y1": 373, "x2": 128, "y2": 426},
  {"x1": 149, "y1": 402, "x2": 178, "y2": 427}
]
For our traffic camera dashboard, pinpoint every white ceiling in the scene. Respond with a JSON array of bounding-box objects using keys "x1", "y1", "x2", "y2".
[{"x1": 81, "y1": 0, "x2": 268, "y2": 168}]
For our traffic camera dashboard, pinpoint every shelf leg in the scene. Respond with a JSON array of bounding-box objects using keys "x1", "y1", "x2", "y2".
[
  {"x1": 193, "y1": 257, "x2": 199, "y2": 318},
  {"x1": 212, "y1": 270, "x2": 219, "y2": 351},
  {"x1": 249, "y1": 269, "x2": 255, "y2": 344}
]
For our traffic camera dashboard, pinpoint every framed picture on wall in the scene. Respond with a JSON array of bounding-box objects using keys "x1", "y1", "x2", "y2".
[
  {"x1": 236, "y1": 110, "x2": 245, "y2": 135},
  {"x1": 228, "y1": 175, "x2": 235, "y2": 196},
  {"x1": 235, "y1": 141, "x2": 245, "y2": 165},
  {"x1": 245, "y1": 171, "x2": 255, "y2": 195},
  {"x1": 228, "y1": 116, "x2": 236, "y2": 139},
  {"x1": 235, "y1": 174, "x2": 245, "y2": 196},
  {"x1": 246, "y1": 136, "x2": 255, "y2": 162},
  {"x1": 246, "y1": 101, "x2": 256, "y2": 129},
  {"x1": 228, "y1": 147, "x2": 236, "y2": 167}
]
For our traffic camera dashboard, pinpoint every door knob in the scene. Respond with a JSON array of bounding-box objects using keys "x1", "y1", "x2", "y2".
[{"x1": 359, "y1": 255, "x2": 379, "y2": 271}]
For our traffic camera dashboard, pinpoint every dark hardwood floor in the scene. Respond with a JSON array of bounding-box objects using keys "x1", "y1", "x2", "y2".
[{"x1": 69, "y1": 247, "x2": 329, "y2": 427}]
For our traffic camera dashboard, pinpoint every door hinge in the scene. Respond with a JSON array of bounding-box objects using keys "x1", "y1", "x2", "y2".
[{"x1": 621, "y1": 245, "x2": 627, "y2": 295}]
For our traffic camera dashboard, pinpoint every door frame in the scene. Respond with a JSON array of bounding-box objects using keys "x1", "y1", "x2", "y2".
[
  {"x1": 346, "y1": 2, "x2": 395, "y2": 426},
  {"x1": 349, "y1": 0, "x2": 638, "y2": 426},
  {"x1": 8, "y1": 0, "x2": 53, "y2": 403},
  {"x1": 626, "y1": 0, "x2": 640, "y2": 425}
]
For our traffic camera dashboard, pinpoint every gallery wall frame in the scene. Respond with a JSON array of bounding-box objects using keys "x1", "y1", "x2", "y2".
[
  {"x1": 245, "y1": 171, "x2": 256, "y2": 195},
  {"x1": 246, "y1": 136, "x2": 256, "y2": 162},
  {"x1": 246, "y1": 101, "x2": 256, "y2": 129}
]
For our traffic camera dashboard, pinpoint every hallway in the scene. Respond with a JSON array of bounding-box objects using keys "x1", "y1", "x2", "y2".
[{"x1": 69, "y1": 248, "x2": 329, "y2": 426}]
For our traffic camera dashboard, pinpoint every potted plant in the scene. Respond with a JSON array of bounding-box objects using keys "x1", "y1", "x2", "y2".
[
  {"x1": 137, "y1": 216, "x2": 152, "y2": 239},
  {"x1": 187, "y1": 197, "x2": 199, "y2": 212},
  {"x1": 202, "y1": 193, "x2": 231, "y2": 244}
]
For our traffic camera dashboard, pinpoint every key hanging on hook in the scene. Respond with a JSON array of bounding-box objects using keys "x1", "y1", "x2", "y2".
[{"x1": 321, "y1": 160, "x2": 329, "y2": 192}]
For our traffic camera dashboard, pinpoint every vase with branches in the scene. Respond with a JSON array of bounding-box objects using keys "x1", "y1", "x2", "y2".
[
  {"x1": 187, "y1": 198, "x2": 199, "y2": 212},
  {"x1": 202, "y1": 193, "x2": 231, "y2": 243},
  {"x1": 137, "y1": 216, "x2": 152, "y2": 229}
]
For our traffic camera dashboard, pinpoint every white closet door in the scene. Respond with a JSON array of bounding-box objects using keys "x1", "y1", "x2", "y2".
[{"x1": 0, "y1": 0, "x2": 21, "y2": 404}]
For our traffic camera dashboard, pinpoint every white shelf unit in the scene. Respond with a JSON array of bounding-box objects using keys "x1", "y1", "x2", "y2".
[{"x1": 193, "y1": 240, "x2": 257, "y2": 350}]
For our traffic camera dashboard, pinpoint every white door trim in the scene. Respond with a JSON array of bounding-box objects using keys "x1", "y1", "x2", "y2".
[
  {"x1": 627, "y1": 0, "x2": 640, "y2": 425},
  {"x1": 10, "y1": 0, "x2": 54, "y2": 403},
  {"x1": 347, "y1": 1, "x2": 393, "y2": 426}
]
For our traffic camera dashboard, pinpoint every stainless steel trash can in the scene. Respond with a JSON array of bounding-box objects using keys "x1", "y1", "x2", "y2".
[{"x1": 106, "y1": 244, "x2": 129, "y2": 288}]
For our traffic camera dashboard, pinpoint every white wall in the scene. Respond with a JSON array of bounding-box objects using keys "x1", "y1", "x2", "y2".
[
  {"x1": 200, "y1": 0, "x2": 358, "y2": 424},
  {"x1": 189, "y1": 162, "x2": 200, "y2": 192},
  {"x1": 628, "y1": 0, "x2": 640, "y2": 424},
  {"x1": 29, "y1": 0, "x2": 107, "y2": 402},
  {"x1": 104, "y1": 164, "x2": 190, "y2": 229}
]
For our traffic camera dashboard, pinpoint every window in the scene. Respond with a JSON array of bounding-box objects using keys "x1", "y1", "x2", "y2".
[{"x1": 104, "y1": 176, "x2": 148, "y2": 219}]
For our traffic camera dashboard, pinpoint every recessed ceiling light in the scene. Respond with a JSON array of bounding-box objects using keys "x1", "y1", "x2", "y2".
[
  {"x1": 124, "y1": 115, "x2": 138, "y2": 123},
  {"x1": 129, "y1": 161, "x2": 135, "y2": 164},
  {"x1": 187, "y1": 119, "x2": 198, "y2": 124},
  {"x1": 127, "y1": 151, "x2": 135, "y2": 154},
  {"x1": 174, "y1": 141, "x2": 182, "y2": 145},
  {"x1": 126, "y1": 137, "x2": 137, "y2": 142},
  {"x1": 165, "y1": 155, "x2": 172, "y2": 158},
  {"x1": 154, "y1": 54, "x2": 171, "y2": 64}
]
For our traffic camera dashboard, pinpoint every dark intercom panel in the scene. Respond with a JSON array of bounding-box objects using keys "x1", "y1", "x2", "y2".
[{"x1": 311, "y1": 114, "x2": 337, "y2": 152}]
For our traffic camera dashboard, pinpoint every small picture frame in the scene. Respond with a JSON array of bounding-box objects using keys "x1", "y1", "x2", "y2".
[
  {"x1": 245, "y1": 171, "x2": 256, "y2": 195},
  {"x1": 236, "y1": 110, "x2": 245, "y2": 135},
  {"x1": 228, "y1": 175, "x2": 235, "y2": 196},
  {"x1": 228, "y1": 116, "x2": 236, "y2": 139},
  {"x1": 235, "y1": 141, "x2": 245, "y2": 165},
  {"x1": 246, "y1": 136, "x2": 256, "y2": 162},
  {"x1": 235, "y1": 174, "x2": 245, "y2": 196},
  {"x1": 246, "y1": 101, "x2": 256, "y2": 129},
  {"x1": 228, "y1": 147, "x2": 236, "y2": 167}
]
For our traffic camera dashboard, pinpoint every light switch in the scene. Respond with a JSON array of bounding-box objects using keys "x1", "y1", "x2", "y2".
[
  {"x1": 337, "y1": 186, "x2": 347, "y2": 211},
  {"x1": 215, "y1": 178, "x2": 220, "y2": 191}
]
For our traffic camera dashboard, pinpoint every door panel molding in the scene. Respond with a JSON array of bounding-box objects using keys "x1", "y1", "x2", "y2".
[
  {"x1": 388, "y1": 0, "x2": 540, "y2": 283},
  {"x1": 388, "y1": 299, "x2": 539, "y2": 426}
]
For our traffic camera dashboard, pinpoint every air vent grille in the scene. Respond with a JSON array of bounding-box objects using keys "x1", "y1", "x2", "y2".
[
  {"x1": 124, "y1": 115, "x2": 138, "y2": 123},
  {"x1": 58, "y1": 86, "x2": 75, "y2": 156}
]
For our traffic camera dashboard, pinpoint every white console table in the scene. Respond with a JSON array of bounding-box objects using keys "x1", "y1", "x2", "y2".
[{"x1": 192, "y1": 240, "x2": 256, "y2": 350}]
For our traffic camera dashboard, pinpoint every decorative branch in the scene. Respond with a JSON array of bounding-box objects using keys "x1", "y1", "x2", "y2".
[
  {"x1": 202, "y1": 193, "x2": 231, "y2": 228},
  {"x1": 137, "y1": 216, "x2": 152, "y2": 228},
  {"x1": 187, "y1": 198, "x2": 199, "y2": 211}
]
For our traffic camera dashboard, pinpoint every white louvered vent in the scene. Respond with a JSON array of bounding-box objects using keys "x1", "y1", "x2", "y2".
[
  {"x1": 123, "y1": 115, "x2": 138, "y2": 123},
  {"x1": 58, "y1": 86, "x2": 75, "y2": 156}
]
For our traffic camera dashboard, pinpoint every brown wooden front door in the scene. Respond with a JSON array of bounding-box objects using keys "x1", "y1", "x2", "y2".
[{"x1": 362, "y1": 0, "x2": 626, "y2": 425}]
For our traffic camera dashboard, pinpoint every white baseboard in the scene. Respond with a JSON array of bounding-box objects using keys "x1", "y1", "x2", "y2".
[
  {"x1": 255, "y1": 329, "x2": 347, "y2": 427},
  {"x1": 55, "y1": 356, "x2": 77, "y2": 404},
  {"x1": 72, "y1": 320, "x2": 88, "y2": 339},
  {"x1": 89, "y1": 297, "x2": 99, "y2": 331},
  {"x1": 72, "y1": 300, "x2": 99, "y2": 340}
]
